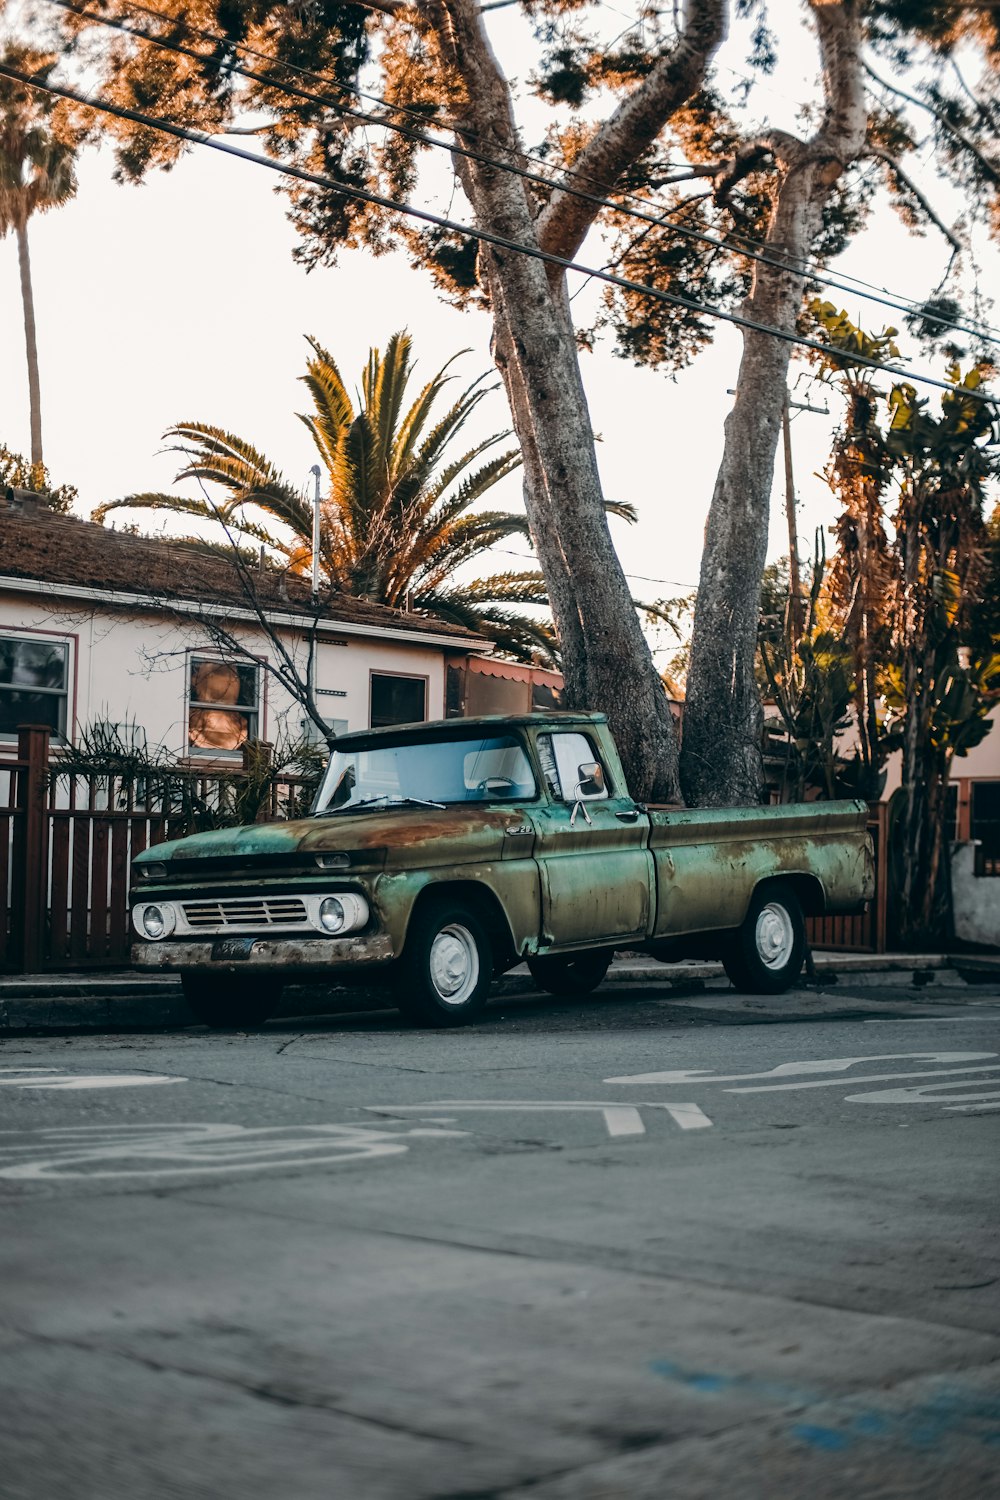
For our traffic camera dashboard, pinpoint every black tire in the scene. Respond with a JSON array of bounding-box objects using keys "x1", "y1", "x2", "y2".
[
  {"x1": 182, "y1": 974, "x2": 281, "y2": 1028},
  {"x1": 722, "y1": 881, "x2": 806, "y2": 994},
  {"x1": 527, "y1": 949, "x2": 613, "y2": 996},
  {"x1": 395, "y1": 902, "x2": 492, "y2": 1027}
]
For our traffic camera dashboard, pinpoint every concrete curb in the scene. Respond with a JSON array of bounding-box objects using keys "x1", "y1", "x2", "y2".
[{"x1": 1, "y1": 951, "x2": 996, "y2": 1034}]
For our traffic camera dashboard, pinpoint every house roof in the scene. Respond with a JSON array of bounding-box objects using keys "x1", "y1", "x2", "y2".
[{"x1": 0, "y1": 497, "x2": 490, "y2": 648}]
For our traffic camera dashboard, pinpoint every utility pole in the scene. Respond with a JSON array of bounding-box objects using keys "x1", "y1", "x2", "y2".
[
  {"x1": 310, "y1": 464, "x2": 322, "y2": 603},
  {"x1": 780, "y1": 392, "x2": 828, "y2": 649},
  {"x1": 307, "y1": 465, "x2": 323, "y2": 742}
]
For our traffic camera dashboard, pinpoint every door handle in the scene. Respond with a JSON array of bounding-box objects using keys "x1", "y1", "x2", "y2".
[{"x1": 615, "y1": 809, "x2": 640, "y2": 823}]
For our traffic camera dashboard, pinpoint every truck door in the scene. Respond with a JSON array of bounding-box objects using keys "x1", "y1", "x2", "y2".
[{"x1": 528, "y1": 730, "x2": 652, "y2": 948}]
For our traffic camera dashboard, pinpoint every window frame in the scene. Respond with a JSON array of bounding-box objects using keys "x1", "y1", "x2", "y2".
[
  {"x1": 538, "y1": 730, "x2": 613, "y2": 804},
  {"x1": 185, "y1": 653, "x2": 261, "y2": 757},
  {"x1": 0, "y1": 629, "x2": 74, "y2": 744},
  {"x1": 368, "y1": 669, "x2": 429, "y2": 730}
]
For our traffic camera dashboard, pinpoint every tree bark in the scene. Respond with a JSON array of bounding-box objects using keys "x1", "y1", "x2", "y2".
[
  {"x1": 16, "y1": 219, "x2": 43, "y2": 470},
  {"x1": 421, "y1": 0, "x2": 724, "y2": 800},
  {"x1": 681, "y1": 1, "x2": 867, "y2": 806}
]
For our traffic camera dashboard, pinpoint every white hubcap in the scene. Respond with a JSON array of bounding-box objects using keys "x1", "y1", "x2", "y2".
[
  {"x1": 755, "y1": 903, "x2": 795, "y2": 969},
  {"x1": 428, "y1": 924, "x2": 479, "y2": 1005}
]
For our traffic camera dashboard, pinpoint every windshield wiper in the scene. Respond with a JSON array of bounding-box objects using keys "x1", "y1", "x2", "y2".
[{"x1": 316, "y1": 794, "x2": 446, "y2": 817}]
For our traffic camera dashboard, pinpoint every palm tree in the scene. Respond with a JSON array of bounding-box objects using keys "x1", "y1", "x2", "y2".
[
  {"x1": 0, "y1": 47, "x2": 79, "y2": 471},
  {"x1": 98, "y1": 333, "x2": 605, "y2": 663}
]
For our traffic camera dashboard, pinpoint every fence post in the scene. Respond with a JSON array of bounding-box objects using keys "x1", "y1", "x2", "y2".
[{"x1": 12, "y1": 724, "x2": 51, "y2": 973}]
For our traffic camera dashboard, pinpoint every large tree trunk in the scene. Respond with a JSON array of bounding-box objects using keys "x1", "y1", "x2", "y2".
[
  {"x1": 422, "y1": 5, "x2": 728, "y2": 804},
  {"x1": 681, "y1": 1, "x2": 867, "y2": 806},
  {"x1": 489, "y1": 272, "x2": 682, "y2": 800},
  {"x1": 16, "y1": 219, "x2": 43, "y2": 470},
  {"x1": 419, "y1": 0, "x2": 725, "y2": 802}
]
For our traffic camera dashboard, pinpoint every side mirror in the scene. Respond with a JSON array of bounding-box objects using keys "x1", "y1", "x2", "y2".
[{"x1": 575, "y1": 761, "x2": 604, "y2": 798}]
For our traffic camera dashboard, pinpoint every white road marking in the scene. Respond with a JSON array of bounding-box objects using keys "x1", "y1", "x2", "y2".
[
  {"x1": 729, "y1": 1064, "x2": 1000, "y2": 1094},
  {"x1": 604, "y1": 1053, "x2": 995, "y2": 1086},
  {"x1": 0, "y1": 1068, "x2": 185, "y2": 1091},
  {"x1": 0, "y1": 1122, "x2": 429, "y2": 1180},
  {"x1": 845, "y1": 1079, "x2": 1000, "y2": 1108},
  {"x1": 366, "y1": 1100, "x2": 713, "y2": 1136}
]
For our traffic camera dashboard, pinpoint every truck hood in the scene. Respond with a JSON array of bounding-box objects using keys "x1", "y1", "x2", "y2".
[{"x1": 138, "y1": 803, "x2": 533, "y2": 871}]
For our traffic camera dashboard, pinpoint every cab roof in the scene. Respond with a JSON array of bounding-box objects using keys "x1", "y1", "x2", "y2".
[{"x1": 330, "y1": 710, "x2": 607, "y2": 750}]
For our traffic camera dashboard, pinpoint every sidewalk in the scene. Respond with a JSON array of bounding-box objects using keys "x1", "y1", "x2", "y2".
[{"x1": 1, "y1": 951, "x2": 997, "y2": 1034}]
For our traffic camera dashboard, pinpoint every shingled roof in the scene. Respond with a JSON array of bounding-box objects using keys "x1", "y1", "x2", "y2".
[{"x1": 0, "y1": 497, "x2": 488, "y2": 646}]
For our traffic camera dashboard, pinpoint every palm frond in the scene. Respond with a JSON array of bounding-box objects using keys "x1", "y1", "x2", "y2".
[
  {"x1": 93, "y1": 493, "x2": 218, "y2": 524},
  {"x1": 605, "y1": 498, "x2": 638, "y2": 524},
  {"x1": 419, "y1": 591, "x2": 560, "y2": 666}
]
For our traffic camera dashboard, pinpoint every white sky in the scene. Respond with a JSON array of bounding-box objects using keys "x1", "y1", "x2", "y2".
[{"x1": 1, "y1": 3, "x2": 995, "y2": 667}]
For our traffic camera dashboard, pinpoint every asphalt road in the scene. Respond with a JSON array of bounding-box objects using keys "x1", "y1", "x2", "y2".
[{"x1": 2, "y1": 977, "x2": 999, "y2": 1499}]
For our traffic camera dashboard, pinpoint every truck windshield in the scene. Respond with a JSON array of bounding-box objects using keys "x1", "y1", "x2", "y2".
[{"x1": 314, "y1": 733, "x2": 537, "y2": 814}]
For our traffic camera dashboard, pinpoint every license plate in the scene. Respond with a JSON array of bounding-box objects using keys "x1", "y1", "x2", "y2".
[{"x1": 212, "y1": 937, "x2": 256, "y2": 961}]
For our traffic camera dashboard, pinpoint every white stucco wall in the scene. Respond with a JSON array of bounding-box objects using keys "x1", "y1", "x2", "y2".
[
  {"x1": 0, "y1": 588, "x2": 452, "y2": 759},
  {"x1": 951, "y1": 842, "x2": 1000, "y2": 948}
]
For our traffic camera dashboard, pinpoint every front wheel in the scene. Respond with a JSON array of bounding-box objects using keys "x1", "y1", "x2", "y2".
[
  {"x1": 182, "y1": 974, "x2": 282, "y2": 1027},
  {"x1": 722, "y1": 881, "x2": 806, "y2": 995},
  {"x1": 527, "y1": 949, "x2": 613, "y2": 996},
  {"x1": 395, "y1": 902, "x2": 492, "y2": 1027}
]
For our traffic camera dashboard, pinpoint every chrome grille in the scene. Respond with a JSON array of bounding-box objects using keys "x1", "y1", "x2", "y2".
[{"x1": 182, "y1": 897, "x2": 308, "y2": 931}]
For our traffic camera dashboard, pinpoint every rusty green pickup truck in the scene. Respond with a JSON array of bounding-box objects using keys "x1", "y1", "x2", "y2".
[{"x1": 131, "y1": 711, "x2": 873, "y2": 1027}]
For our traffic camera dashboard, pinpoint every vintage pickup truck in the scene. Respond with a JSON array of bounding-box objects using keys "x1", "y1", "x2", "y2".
[{"x1": 131, "y1": 711, "x2": 873, "y2": 1026}]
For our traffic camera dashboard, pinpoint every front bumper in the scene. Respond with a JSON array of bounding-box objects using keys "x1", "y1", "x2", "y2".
[{"x1": 133, "y1": 933, "x2": 395, "y2": 973}]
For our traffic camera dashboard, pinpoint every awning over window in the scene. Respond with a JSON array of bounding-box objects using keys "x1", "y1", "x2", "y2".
[{"x1": 466, "y1": 655, "x2": 563, "y2": 691}]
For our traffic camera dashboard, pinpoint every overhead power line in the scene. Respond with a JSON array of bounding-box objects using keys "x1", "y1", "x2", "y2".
[
  {"x1": 48, "y1": 0, "x2": 1000, "y2": 348},
  {"x1": 2, "y1": 58, "x2": 997, "y2": 410}
]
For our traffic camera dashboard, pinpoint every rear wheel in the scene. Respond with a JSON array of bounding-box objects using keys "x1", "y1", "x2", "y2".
[
  {"x1": 722, "y1": 881, "x2": 806, "y2": 994},
  {"x1": 527, "y1": 949, "x2": 613, "y2": 996},
  {"x1": 395, "y1": 902, "x2": 492, "y2": 1027},
  {"x1": 182, "y1": 974, "x2": 281, "y2": 1028}
]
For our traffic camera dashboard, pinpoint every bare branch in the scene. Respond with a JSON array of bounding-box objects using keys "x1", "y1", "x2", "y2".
[
  {"x1": 191, "y1": 477, "x2": 334, "y2": 745},
  {"x1": 712, "y1": 141, "x2": 775, "y2": 208},
  {"x1": 865, "y1": 61, "x2": 1000, "y2": 188},
  {"x1": 646, "y1": 164, "x2": 720, "y2": 189},
  {"x1": 865, "y1": 146, "x2": 964, "y2": 254}
]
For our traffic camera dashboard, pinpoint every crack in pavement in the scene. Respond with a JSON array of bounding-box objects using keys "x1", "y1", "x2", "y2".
[{"x1": 6, "y1": 1324, "x2": 480, "y2": 1449}]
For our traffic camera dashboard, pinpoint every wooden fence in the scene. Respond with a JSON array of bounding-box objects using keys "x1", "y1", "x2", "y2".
[{"x1": 2, "y1": 725, "x2": 316, "y2": 973}]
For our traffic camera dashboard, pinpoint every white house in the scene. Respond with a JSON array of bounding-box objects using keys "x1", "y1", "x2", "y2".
[{"x1": 0, "y1": 492, "x2": 496, "y2": 761}]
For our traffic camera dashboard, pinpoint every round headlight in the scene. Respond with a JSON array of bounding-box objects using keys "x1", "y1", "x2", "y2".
[
  {"x1": 319, "y1": 896, "x2": 346, "y2": 933},
  {"x1": 135, "y1": 903, "x2": 175, "y2": 940},
  {"x1": 316, "y1": 893, "x2": 369, "y2": 936}
]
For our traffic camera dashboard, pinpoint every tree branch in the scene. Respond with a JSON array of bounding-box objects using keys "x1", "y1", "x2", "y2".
[
  {"x1": 865, "y1": 146, "x2": 964, "y2": 254},
  {"x1": 536, "y1": 0, "x2": 727, "y2": 260},
  {"x1": 865, "y1": 61, "x2": 1000, "y2": 188}
]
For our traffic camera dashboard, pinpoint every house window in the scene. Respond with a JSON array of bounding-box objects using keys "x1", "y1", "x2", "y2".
[
  {"x1": 188, "y1": 658, "x2": 258, "y2": 752},
  {"x1": 0, "y1": 635, "x2": 69, "y2": 738},
  {"x1": 971, "y1": 782, "x2": 1000, "y2": 862},
  {"x1": 370, "y1": 673, "x2": 426, "y2": 729}
]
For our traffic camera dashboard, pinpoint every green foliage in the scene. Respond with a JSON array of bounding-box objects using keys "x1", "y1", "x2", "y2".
[
  {"x1": 758, "y1": 536, "x2": 889, "y2": 801},
  {"x1": 813, "y1": 307, "x2": 1000, "y2": 941},
  {"x1": 0, "y1": 442, "x2": 77, "y2": 512},
  {"x1": 52, "y1": 717, "x2": 324, "y2": 833}
]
